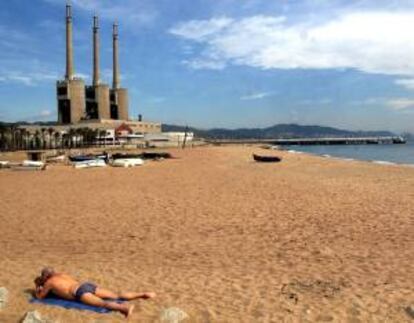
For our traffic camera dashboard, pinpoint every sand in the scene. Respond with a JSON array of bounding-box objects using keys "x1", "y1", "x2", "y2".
[{"x1": 0, "y1": 146, "x2": 413, "y2": 322}]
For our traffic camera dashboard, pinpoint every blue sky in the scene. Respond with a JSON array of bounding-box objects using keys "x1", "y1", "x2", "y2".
[{"x1": 1, "y1": 0, "x2": 414, "y2": 132}]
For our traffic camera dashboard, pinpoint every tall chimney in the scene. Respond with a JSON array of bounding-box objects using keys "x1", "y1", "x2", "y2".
[
  {"x1": 93, "y1": 16, "x2": 100, "y2": 86},
  {"x1": 65, "y1": 4, "x2": 74, "y2": 80},
  {"x1": 112, "y1": 23, "x2": 120, "y2": 89}
]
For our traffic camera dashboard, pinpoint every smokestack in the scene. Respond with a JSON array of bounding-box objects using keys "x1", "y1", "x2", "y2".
[
  {"x1": 65, "y1": 3, "x2": 74, "y2": 80},
  {"x1": 93, "y1": 16, "x2": 100, "y2": 86},
  {"x1": 112, "y1": 23, "x2": 120, "y2": 89}
]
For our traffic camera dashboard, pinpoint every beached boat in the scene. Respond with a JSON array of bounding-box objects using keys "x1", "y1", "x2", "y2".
[
  {"x1": 253, "y1": 154, "x2": 282, "y2": 163},
  {"x1": 140, "y1": 152, "x2": 172, "y2": 160},
  {"x1": 112, "y1": 153, "x2": 143, "y2": 160},
  {"x1": 69, "y1": 153, "x2": 108, "y2": 163},
  {"x1": 73, "y1": 159, "x2": 107, "y2": 169},
  {"x1": 46, "y1": 154, "x2": 66, "y2": 163},
  {"x1": 22, "y1": 160, "x2": 45, "y2": 167},
  {"x1": 11, "y1": 160, "x2": 47, "y2": 171},
  {"x1": 112, "y1": 158, "x2": 144, "y2": 168}
]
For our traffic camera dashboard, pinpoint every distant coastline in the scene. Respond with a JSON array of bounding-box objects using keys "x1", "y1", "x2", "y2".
[{"x1": 162, "y1": 123, "x2": 412, "y2": 140}]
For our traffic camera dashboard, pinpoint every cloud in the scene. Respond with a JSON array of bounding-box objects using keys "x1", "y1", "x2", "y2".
[
  {"x1": 395, "y1": 79, "x2": 414, "y2": 90},
  {"x1": 39, "y1": 110, "x2": 53, "y2": 117},
  {"x1": 170, "y1": 12, "x2": 414, "y2": 76},
  {"x1": 241, "y1": 92, "x2": 272, "y2": 100},
  {"x1": 183, "y1": 59, "x2": 226, "y2": 70},
  {"x1": 170, "y1": 17, "x2": 234, "y2": 41},
  {"x1": 385, "y1": 98, "x2": 414, "y2": 110}
]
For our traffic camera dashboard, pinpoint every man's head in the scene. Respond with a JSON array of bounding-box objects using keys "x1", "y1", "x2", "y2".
[{"x1": 40, "y1": 267, "x2": 55, "y2": 282}]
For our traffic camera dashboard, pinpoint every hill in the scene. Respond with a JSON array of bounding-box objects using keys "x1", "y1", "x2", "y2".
[{"x1": 162, "y1": 124, "x2": 395, "y2": 139}]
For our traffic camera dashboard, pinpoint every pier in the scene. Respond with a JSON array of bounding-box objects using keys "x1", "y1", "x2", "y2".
[{"x1": 207, "y1": 136, "x2": 406, "y2": 146}]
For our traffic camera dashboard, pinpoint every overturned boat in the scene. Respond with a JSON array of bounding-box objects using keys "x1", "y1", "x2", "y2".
[
  {"x1": 253, "y1": 154, "x2": 282, "y2": 163},
  {"x1": 111, "y1": 158, "x2": 144, "y2": 168}
]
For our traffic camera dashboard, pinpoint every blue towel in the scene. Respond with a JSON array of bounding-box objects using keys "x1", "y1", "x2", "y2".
[{"x1": 30, "y1": 295, "x2": 124, "y2": 314}]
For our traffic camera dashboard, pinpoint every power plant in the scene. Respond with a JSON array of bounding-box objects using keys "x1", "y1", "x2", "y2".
[{"x1": 57, "y1": 4, "x2": 129, "y2": 124}]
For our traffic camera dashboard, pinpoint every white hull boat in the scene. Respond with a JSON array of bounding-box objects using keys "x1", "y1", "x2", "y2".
[
  {"x1": 73, "y1": 159, "x2": 107, "y2": 169},
  {"x1": 112, "y1": 158, "x2": 144, "y2": 168},
  {"x1": 12, "y1": 160, "x2": 46, "y2": 171},
  {"x1": 23, "y1": 160, "x2": 45, "y2": 167}
]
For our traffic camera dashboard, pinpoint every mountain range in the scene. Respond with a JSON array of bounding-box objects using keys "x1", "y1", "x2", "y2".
[{"x1": 162, "y1": 124, "x2": 397, "y2": 139}]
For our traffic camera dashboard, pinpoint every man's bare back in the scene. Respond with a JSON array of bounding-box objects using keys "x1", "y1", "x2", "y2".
[
  {"x1": 34, "y1": 267, "x2": 156, "y2": 318},
  {"x1": 37, "y1": 273, "x2": 79, "y2": 300}
]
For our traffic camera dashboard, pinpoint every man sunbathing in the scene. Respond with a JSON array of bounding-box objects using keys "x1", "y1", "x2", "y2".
[{"x1": 34, "y1": 267, "x2": 156, "y2": 318}]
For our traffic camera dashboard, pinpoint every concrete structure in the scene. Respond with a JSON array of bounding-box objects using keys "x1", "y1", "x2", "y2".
[
  {"x1": 85, "y1": 16, "x2": 110, "y2": 121},
  {"x1": 57, "y1": 4, "x2": 85, "y2": 124},
  {"x1": 52, "y1": 3, "x2": 160, "y2": 137},
  {"x1": 110, "y1": 23, "x2": 129, "y2": 121}
]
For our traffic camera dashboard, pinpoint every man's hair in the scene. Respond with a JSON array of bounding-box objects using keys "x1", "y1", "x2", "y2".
[
  {"x1": 40, "y1": 267, "x2": 55, "y2": 281},
  {"x1": 34, "y1": 276, "x2": 43, "y2": 287}
]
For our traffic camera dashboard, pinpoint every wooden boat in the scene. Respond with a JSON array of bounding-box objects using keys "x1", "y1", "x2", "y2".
[
  {"x1": 73, "y1": 159, "x2": 107, "y2": 169},
  {"x1": 111, "y1": 158, "x2": 144, "y2": 168},
  {"x1": 253, "y1": 154, "x2": 282, "y2": 163}
]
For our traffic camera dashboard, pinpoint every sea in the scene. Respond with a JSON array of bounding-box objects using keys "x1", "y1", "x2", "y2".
[{"x1": 283, "y1": 140, "x2": 414, "y2": 165}]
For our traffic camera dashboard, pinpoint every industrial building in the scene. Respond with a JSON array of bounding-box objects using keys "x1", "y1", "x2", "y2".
[{"x1": 55, "y1": 4, "x2": 160, "y2": 134}]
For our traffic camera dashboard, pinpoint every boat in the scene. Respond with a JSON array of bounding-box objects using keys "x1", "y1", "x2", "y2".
[
  {"x1": 140, "y1": 152, "x2": 172, "y2": 160},
  {"x1": 46, "y1": 154, "x2": 66, "y2": 163},
  {"x1": 111, "y1": 158, "x2": 144, "y2": 168},
  {"x1": 11, "y1": 160, "x2": 47, "y2": 171},
  {"x1": 22, "y1": 160, "x2": 45, "y2": 167},
  {"x1": 73, "y1": 159, "x2": 107, "y2": 169},
  {"x1": 69, "y1": 153, "x2": 108, "y2": 163},
  {"x1": 112, "y1": 153, "x2": 143, "y2": 160},
  {"x1": 253, "y1": 154, "x2": 282, "y2": 163},
  {"x1": 112, "y1": 152, "x2": 172, "y2": 161}
]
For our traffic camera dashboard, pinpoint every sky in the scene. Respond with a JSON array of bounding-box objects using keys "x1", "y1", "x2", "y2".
[{"x1": 1, "y1": 0, "x2": 414, "y2": 132}]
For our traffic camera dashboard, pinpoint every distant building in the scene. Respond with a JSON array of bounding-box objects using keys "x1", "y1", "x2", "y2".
[{"x1": 55, "y1": 4, "x2": 160, "y2": 133}]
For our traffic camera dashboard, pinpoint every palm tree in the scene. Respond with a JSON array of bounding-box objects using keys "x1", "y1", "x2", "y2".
[
  {"x1": 54, "y1": 131, "x2": 61, "y2": 149},
  {"x1": 47, "y1": 127, "x2": 54, "y2": 149},
  {"x1": 75, "y1": 128, "x2": 85, "y2": 148},
  {"x1": 0, "y1": 124, "x2": 6, "y2": 151},
  {"x1": 67, "y1": 128, "x2": 76, "y2": 149},
  {"x1": 99, "y1": 129, "x2": 107, "y2": 147},
  {"x1": 19, "y1": 128, "x2": 28, "y2": 150},
  {"x1": 34, "y1": 130, "x2": 41, "y2": 150},
  {"x1": 40, "y1": 128, "x2": 47, "y2": 150}
]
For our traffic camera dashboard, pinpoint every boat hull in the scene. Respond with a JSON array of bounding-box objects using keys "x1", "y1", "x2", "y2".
[{"x1": 112, "y1": 158, "x2": 144, "y2": 168}]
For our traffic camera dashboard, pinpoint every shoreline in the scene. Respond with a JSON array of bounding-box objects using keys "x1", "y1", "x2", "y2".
[{"x1": 281, "y1": 146, "x2": 414, "y2": 168}]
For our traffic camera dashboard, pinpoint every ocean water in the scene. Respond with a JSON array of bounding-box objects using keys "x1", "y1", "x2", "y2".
[{"x1": 283, "y1": 141, "x2": 414, "y2": 165}]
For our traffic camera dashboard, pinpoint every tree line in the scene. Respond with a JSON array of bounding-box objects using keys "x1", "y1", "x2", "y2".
[{"x1": 0, "y1": 123, "x2": 110, "y2": 151}]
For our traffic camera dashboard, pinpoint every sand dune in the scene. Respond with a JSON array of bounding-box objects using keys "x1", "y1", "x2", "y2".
[{"x1": 0, "y1": 146, "x2": 413, "y2": 322}]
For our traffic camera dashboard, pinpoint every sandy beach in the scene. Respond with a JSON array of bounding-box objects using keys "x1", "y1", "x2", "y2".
[{"x1": 0, "y1": 146, "x2": 413, "y2": 322}]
